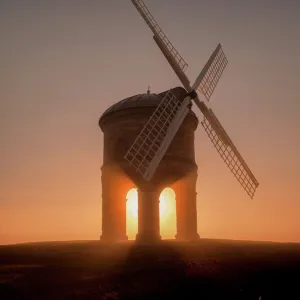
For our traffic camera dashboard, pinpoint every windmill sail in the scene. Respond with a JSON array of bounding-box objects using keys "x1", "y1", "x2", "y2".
[
  {"x1": 192, "y1": 43, "x2": 228, "y2": 101},
  {"x1": 131, "y1": 0, "x2": 188, "y2": 72},
  {"x1": 201, "y1": 109, "x2": 259, "y2": 198},
  {"x1": 124, "y1": 90, "x2": 191, "y2": 180},
  {"x1": 129, "y1": 0, "x2": 259, "y2": 198}
]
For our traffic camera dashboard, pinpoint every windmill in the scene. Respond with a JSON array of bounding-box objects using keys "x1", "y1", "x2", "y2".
[{"x1": 124, "y1": 0, "x2": 259, "y2": 199}]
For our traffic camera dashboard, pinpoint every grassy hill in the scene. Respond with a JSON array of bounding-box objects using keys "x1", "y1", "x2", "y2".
[{"x1": 1, "y1": 239, "x2": 299, "y2": 299}]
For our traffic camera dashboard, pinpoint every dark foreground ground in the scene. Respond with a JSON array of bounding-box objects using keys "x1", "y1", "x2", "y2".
[{"x1": 0, "y1": 239, "x2": 300, "y2": 300}]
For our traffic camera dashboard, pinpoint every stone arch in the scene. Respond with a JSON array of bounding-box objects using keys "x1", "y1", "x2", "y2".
[
  {"x1": 100, "y1": 165, "x2": 199, "y2": 243},
  {"x1": 125, "y1": 186, "x2": 177, "y2": 241}
]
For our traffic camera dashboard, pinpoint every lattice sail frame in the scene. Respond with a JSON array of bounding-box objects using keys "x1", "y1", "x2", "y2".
[
  {"x1": 194, "y1": 44, "x2": 228, "y2": 101},
  {"x1": 124, "y1": 90, "x2": 190, "y2": 180},
  {"x1": 131, "y1": 0, "x2": 188, "y2": 72},
  {"x1": 128, "y1": 0, "x2": 259, "y2": 198},
  {"x1": 201, "y1": 111, "x2": 259, "y2": 198}
]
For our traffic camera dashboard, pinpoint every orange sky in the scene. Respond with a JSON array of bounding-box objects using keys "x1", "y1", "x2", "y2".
[{"x1": 1, "y1": 0, "x2": 300, "y2": 244}]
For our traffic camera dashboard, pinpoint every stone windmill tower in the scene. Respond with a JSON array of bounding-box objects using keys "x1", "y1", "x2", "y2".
[
  {"x1": 99, "y1": 87, "x2": 199, "y2": 243},
  {"x1": 99, "y1": 0, "x2": 259, "y2": 243}
]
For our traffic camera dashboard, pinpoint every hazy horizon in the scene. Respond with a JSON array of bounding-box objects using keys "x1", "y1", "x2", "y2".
[{"x1": 1, "y1": 0, "x2": 300, "y2": 245}]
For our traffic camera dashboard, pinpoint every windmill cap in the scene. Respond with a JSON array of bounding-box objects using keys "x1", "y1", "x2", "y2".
[{"x1": 99, "y1": 87, "x2": 196, "y2": 123}]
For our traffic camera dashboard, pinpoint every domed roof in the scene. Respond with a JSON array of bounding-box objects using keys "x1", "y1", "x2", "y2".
[{"x1": 99, "y1": 87, "x2": 197, "y2": 122}]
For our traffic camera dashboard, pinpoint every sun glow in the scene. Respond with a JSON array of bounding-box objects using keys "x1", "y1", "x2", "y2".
[
  {"x1": 126, "y1": 188, "x2": 138, "y2": 239},
  {"x1": 159, "y1": 188, "x2": 176, "y2": 239},
  {"x1": 126, "y1": 188, "x2": 138, "y2": 218},
  {"x1": 159, "y1": 188, "x2": 175, "y2": 218},
  {"x1": 126, "y1": 187, "x2": 176, "y2": 240}
]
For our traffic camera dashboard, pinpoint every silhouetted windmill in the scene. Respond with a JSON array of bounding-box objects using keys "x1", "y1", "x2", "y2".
[{"x1": 125, "y1": 0, "x2": 259, "y2": 198}]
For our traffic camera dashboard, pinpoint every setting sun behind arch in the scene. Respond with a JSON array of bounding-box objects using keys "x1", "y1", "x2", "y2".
[
  {"x1": 159, "y1": 188, "x2": 176, "y2": 239},
  {"x1": 126, "y1": 188, "x2": 138, "y2": 240},
  {"x1": 126, "y1": 187, "x2": 176, "y2": 240}
]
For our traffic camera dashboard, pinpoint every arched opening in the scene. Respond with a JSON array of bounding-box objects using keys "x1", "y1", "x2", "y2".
[
  {"x1": 126, "y1": 187, "x2": 176, "y2": 240},
  {"x1": 126, "y1": 188, "x2": 138, "y2": 240},
  {"x1": 159, "y1": 187, "x2": 176, "y2": 239}
]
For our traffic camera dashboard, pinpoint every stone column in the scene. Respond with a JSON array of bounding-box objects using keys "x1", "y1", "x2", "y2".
[
  {"x1": 100, "y1": 164, "x2": 128, "y2": 242},
  {"x1": 136, "y1": 185, "x2": 161, "y2": 243},
  {"x1": 172, "y1": 171, "x2": 199, "y2": 241}
]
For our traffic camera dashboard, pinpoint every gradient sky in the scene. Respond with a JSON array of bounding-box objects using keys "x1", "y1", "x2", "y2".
[{"x1": 1, "y1": 0, "x2": 300, "y2": 244}]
